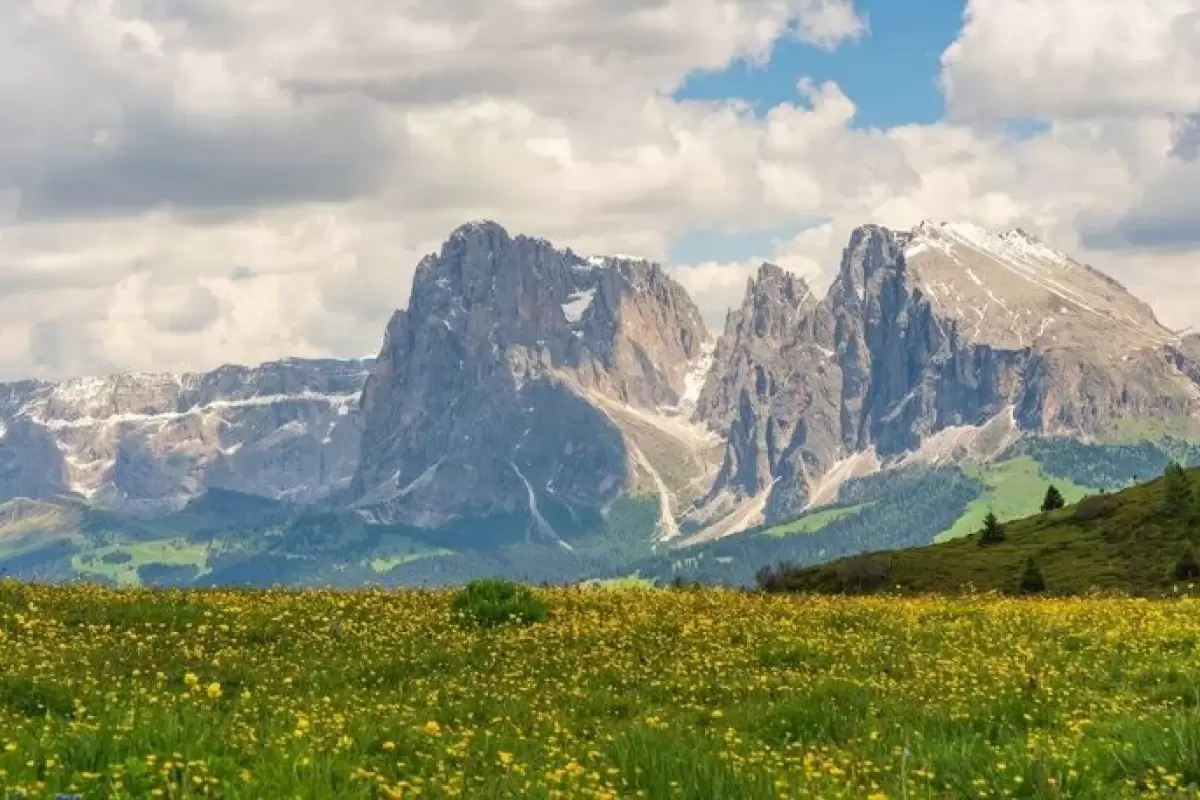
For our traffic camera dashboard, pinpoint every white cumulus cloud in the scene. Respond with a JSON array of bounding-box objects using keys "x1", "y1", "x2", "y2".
[{"x1": 0, "y1": 0, "x2": 1198, "y2": 380}]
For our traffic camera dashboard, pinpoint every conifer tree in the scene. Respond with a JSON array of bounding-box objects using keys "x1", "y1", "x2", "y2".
[
  {"x1": 1163, "y1": 462, "x2": 1192, "y2": 518},
  {"x1": 1041, "y1": 485, "x2": 1065, "y2": 513},
  {"x1": 1018, "y1": 555, "x2": 1046, "y2": 594},
  {"x1": 978, "y1": 511, "x2": 1006, "y2": 545}
]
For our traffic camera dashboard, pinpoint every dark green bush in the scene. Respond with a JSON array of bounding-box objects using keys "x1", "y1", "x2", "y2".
[
  {"x1": 1041, "y1": 485, "x2": 1066, "y2": 512},
  {"x1": 1018, "y1": 556, "x2": 1047, "y2": 595},
  {"x1": 451, "y1": 579, "x2": 548, "y2": 627},
  {"x1": 977, "y1": 512, "x2": 1006, "y2": 545},
  {"x1": 0, "y1": 580, "x2": 28, "y2": 612},
  {"x1": 755, "y1": 562, "x2": 794, "y2": 593},
  {"x1": 669, "y1": 574, "x2": 703, "y2": 591},
  {"x1": 1174, "y1": 547, "x2": 1200, "y2": 582}
]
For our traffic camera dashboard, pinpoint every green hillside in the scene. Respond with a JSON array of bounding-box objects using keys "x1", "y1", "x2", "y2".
[
  {"x1": 2, "y1": 434, "x2": 1198, "y2": 589},
  {"x1": 762, "y1": 465, "x2": 1200, "y2": 596},
  {"x1": 933, "y1": 457, "x2": 1097, "y2": 542},
  {"x1": 760, "y1": 503, "x2": 870, "y2": 538}
]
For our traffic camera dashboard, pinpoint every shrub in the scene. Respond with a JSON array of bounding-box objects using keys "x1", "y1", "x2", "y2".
[
  {"x1": 1018, "y1": 556, "x2": 1046, "y2": 595},
  {"x1": 978, "y1": 512, "x2": 1006, "y2": 545},
  {"x1": 1041, "y1": 485, "x2": 1066, "y2": 513},
  {"x1": 669, "y1": 574, "x2": 702, "y2": 591},
  {"x1": 1162, "y1": 462, "x2": 1193, "y2": 518},
  {"x1": 755, "y1": 563, "x2": 786, "y2": 593},
  {"x1": 1174, "y1": 547, "x2": 1200, "y2": 582},
  {"x1": 451, "y1": 579, "x2": 548, "y2": 628},
  {"x1": 0, "y1": 580, "x2": 28, "y2": 612}
]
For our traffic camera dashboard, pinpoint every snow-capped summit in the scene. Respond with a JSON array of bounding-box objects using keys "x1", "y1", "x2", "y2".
[
  {"x1": 898, "y1": 220, "x2": 1171, "y2": 351},
  {"x1": 692, "y1": 220, "x2": 1200, "y2": 535},
  {"x1": 4, "y1": 217, "x2": 1199, "y2": 554}
]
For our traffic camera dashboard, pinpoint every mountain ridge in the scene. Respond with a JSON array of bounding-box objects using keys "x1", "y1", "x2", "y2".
[
  {"x1": 0, "y1": 357, "x2": 374, "y2": 513},
  {"x1": 689, "y1": 220, "x2": 1200, "y2": 535},
  {"x1": 2, "y1": 218, "x2": 1199, "y2": 585},
  {"x1": 350, "y1": 219, "x2": 717, "y2": 532}
]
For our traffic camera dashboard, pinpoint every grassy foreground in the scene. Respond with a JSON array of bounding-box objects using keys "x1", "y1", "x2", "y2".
[{"x1": 3, "y1": 584, "x2": 1200, "y2": 798}]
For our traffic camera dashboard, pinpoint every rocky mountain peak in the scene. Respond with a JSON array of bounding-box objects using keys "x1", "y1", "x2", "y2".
[
  {"x1": 5, "y1": 215, "x2": 1197, "y2": 559},
  {"x1": 353, "y1": 222, "x2": 712, "y2": 529},
  {"x1": 745, "y1": 262, "x2": 811, "y2": 302},
  {"x1": 897, "y1": 219, "x2": 1171, "y2": 353},
  {"x1": 726, "y1": 263, "x2": 818, "y2": 345},
  {"x1": 827, "y1": 224, "x2": 905, "y2": 307},
  {"x1": 691, "y1": 219, "x2": 1200, "y2": 538}
]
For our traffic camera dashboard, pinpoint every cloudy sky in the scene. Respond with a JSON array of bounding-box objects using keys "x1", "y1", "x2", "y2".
[{"x1": 1, "y1": 0, "x2": 1199, "y2": 380}]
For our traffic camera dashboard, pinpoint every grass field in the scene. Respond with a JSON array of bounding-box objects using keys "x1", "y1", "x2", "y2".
[
  {"x1": 582, "y1": 574, "x2": 658, "y2": 589},
  {"x1": 935, "y1": 457, "x2": 1096, "y2": 543},
  {"x1": 770, "y1": 464, "x2": 1200, "y2": 597},
  {"x1": 71, "y1": 539, "x2": 216, "y2": 585},
  {"x1": 3, "y1": 583, "x2": 1200, "y2": 798},
  {"x1": 761, "y1": 504, "x2": 869, "y2": 538}
]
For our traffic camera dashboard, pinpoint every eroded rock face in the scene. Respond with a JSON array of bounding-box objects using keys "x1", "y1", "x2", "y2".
[
  {"x1": 691, "y1": 264, "x2": 841, "y2": 522},
  {"x1": 352, "y1": 221, "x2": 711, "y2": 529},
  {"x1": 5, "y1": 217, "x2": 1196, "y2": 544},
  {"x1": 698, "y1": 222, "x2": 1200, "y2": 524},
  {"x1": 0, "y1": 359, "x2": 372, "y2": 514}
]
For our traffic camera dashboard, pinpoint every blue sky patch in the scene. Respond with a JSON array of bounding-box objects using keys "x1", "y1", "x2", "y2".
[
  {"x1": 674, "y1": 0, "x2": 966, "y2": 129},
  {"x1": 667, "y1": 0, "x2": 967, "y2": 269}
]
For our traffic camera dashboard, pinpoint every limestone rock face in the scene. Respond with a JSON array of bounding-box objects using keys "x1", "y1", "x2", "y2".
[
  {"x1": 696, "y1": 222, "x2": 1200, "y2": 527},
  {"x1": 4, "y1": 218, "x2": 1196, "y2": 546},
  {"x1": 0, "y1": 359, "x2": 372, "y2": 514},
  {"x1": 691, "y1": 264, "x2": 843, "y2": 523},
  {"x1": 351, "y1": 221, "x2": 712, "y2": 530}
]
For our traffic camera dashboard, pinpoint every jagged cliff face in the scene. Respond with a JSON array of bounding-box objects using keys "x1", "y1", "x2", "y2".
[
  {"x1": 0, "y1": 359, "x2": 371, "y2": 514},
  {"x1": 352, "y1": 221, "x2": 714, "y2": 532},
  {"x1": 3, "y1": 218, "x2": 1196, "y2": 548},
  {"x1": 689, "y1": 264, "x2": 844, "y2": 528},
  {"x1": 696, "y1": 222, "x2": 1200, "y2": 530}
]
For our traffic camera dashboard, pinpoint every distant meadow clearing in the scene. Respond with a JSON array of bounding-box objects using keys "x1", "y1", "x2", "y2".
[{"x1": 1, "y1": 583, "x2": 1200, "y2": 798}]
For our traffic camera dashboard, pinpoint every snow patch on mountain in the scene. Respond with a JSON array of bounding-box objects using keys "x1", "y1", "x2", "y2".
[
  {"x1": 0, "y1": 359, "x2": 372, "y2": 512},
  {"x1": 511, "y1": 461, "x2": 572, "y2": 550},
  {"x1": 561, "y1": 288, "x2": 596, "y2": 323},
  {"x1": 681, "y1": 344, "x2": 716, "y2": 407},
  {"x1": 24, "y1": 392, "x2": 361, "y2": 430}
]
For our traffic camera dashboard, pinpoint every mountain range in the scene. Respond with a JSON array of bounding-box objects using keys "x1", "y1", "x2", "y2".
[{"x1": 3, "y1": 219, "x2": 1199, "y2": 587}]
